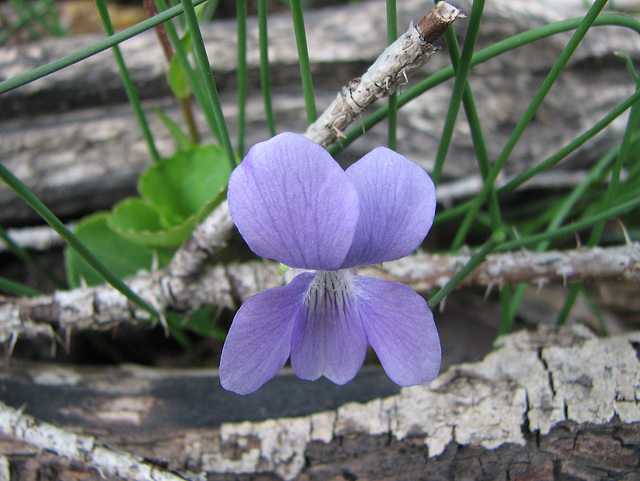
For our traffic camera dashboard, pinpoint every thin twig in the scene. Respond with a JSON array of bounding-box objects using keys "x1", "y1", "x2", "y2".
[{"x1": 304, "y1": 1, "x2": 463, "y2": 147}]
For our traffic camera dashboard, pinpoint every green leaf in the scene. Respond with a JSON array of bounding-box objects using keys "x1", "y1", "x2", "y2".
[
  {"x1": 109, "y1": 144, "x2": 231, "y2": 248},
  {"x1": 65, "y1": 212, "x2": 172, "y2": 287},
  {"x1": 277, "y1": 263, "x2": 290, "y2": 275},
  {"x1": 153, "y1": 107, "x2": 194, "y2": 151},
  {"x1": 109, "y1": 197, "x2": 193, "y2": 247},
  {"x1": 167, "y1": 52, "x2": 191, "y2": 99},
  {"x1": 183, "y1": 305, "x2": 227, "y2": 340},
  {"x1": 166, "y1": 21, "x2": 194, "y2": 99},
  {"x1": 139, "y1": 144, "x2": 232, "y2": 226}
]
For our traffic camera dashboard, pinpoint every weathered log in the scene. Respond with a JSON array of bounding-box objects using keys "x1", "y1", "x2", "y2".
[
  {"x1": 1, "y1": 0, "x2": 639, "y2": 223},
  {"x1": 1, "y1": 324, "x2": 639, "y2": 480}
]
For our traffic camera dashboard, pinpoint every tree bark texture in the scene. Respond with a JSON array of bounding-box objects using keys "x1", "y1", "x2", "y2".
[{"x1": 1, "y1": 324, "x2": 639, "y2": 480}]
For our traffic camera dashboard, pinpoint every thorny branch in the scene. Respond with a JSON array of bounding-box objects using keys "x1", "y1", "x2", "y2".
[{"x1": 2, "y1": 243, "x2": 639, "y2": 344}]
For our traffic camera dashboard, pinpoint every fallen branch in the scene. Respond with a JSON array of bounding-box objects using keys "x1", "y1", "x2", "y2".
[
  {"x1": 2, "y1": 243, "x2": 638, "y2": 344},
  {"x1": 363, "y1": 242, "x2": 640, "y2": 290}
]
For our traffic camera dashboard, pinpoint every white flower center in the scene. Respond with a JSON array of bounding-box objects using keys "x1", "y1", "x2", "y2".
[{"x1": 305, "y1": 269, "x2": 357, "y2": 312}]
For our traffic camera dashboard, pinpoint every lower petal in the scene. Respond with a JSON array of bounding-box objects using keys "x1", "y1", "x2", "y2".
[
  {"x1": 353, "y1": 276, "x2": 441, "y2": 387},
  {"x1": 290, "y1": 270, "x2": 368, "y2": 385},
  {"x1": 219, "y1": 272, "x2": 314, "y2": 395}
]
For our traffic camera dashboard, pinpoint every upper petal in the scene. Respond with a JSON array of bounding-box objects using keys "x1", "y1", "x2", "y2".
[
  {"x1": 290, "y1": 269, "x2": 368, "y2": 385},
  {"x1": 219, "y1": 272, "x2": 314, "y2": 395},
  {"x1": 354, "y1": 276, "x2": 441, "y2": 387},
  {"x1": 228, "y1": 132, "x2": 359, "y2": 270},
  {"x1": 342, "y1": 147, "x2": 436, "y2": 268}
]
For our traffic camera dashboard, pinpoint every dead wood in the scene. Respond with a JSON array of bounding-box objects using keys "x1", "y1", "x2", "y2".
[{"x1": 1, "y1": 324, "x2": 639, "y2": 480}]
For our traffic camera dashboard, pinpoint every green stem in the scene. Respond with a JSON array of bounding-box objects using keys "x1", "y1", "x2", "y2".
[
  {"x1": 155, "y1": 0, "x2": 219, "y2": 143},
  {"x1": 259, "y1": 0, "x2": 277, "y2": 137},
  {"x1": 181, "y1": 0, "x2": 236, "y2": 169},
  {"x1": 290, "y1": 0, "x2": 317, "y2": 124},
  {"x1": 95, "y1": 0, "x2": 160, "y2": 163},
  {"x1": 237, "y1": 0, "x2": 248, "y2": 155},
  {"x1": 0, "y1": 161, "x2": 159, "y2": 319}
]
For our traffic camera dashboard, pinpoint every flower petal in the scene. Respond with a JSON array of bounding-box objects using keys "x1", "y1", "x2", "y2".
[
  {"x1": 228, "y1": 132, "x2": 359, "y2": 270},
  {"x1": 354, "y1": 276, "x2": 441, "y2": 386},
  {"x1": 219, "y1": 272, "x2": 314, "y2": 395},
  {"x1": 342, "y1": 147, "x2": 436, "y2": 268},
  {"x1": 290, "y1": 270, "x2": 368, "y2": 385}
]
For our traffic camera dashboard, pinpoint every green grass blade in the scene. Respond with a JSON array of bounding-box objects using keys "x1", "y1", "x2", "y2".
[
  {"x1": 386, "y1": 0, "x2": 398, "y2": 150},
  {"x1": 259, "y1": 0, "x2": 277, "y2": 136},
  {"x1": 0, "y1": 0, "x2": 209, "y2": 95},
  {"x1": 0, "y1": 161, "x2": 159, "y2": 319},
  {"x1": 290, "y1": 0, "x2": 317, "y2": 124},
  {"x1": 495, "y1": 196, "x2": 640, "y2": 252},
  {"x1": 432, "y1": 0, "x2": 485, "y2": 184},
  {"x1": 428, "y1": 228, "x2": 505, "y2": 309},
  {"x1": 0, "y1": 277, "x2": 42, "y2": 297},
  {"x1": 181, "y1": 0, "x2": 236, "y2": 169},
  {"x1": 95, "y1": 0, "x2": 161, "y2": 163},
  {"x1": 441, "y1": 22, "x2": 503, "y2": 251},
  {"x1": 237, "y1": 0, "x2": 248, "y2": 155}
]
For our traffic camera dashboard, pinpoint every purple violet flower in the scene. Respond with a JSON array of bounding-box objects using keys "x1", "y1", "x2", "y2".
[{"x1": 220, "y1": 132, "x2": 441, "y2": 395}]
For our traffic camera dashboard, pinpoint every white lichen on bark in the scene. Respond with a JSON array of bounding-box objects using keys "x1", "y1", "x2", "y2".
[
  {"x1": 0, "y1": 403, "x2": 201, "y2": 481},
  {"x1": 2, "y1": 325, "x2": 639, "y2": 480},
  {"x1": 204, "y1": 325, "x2": 640, "y2": 480}
]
